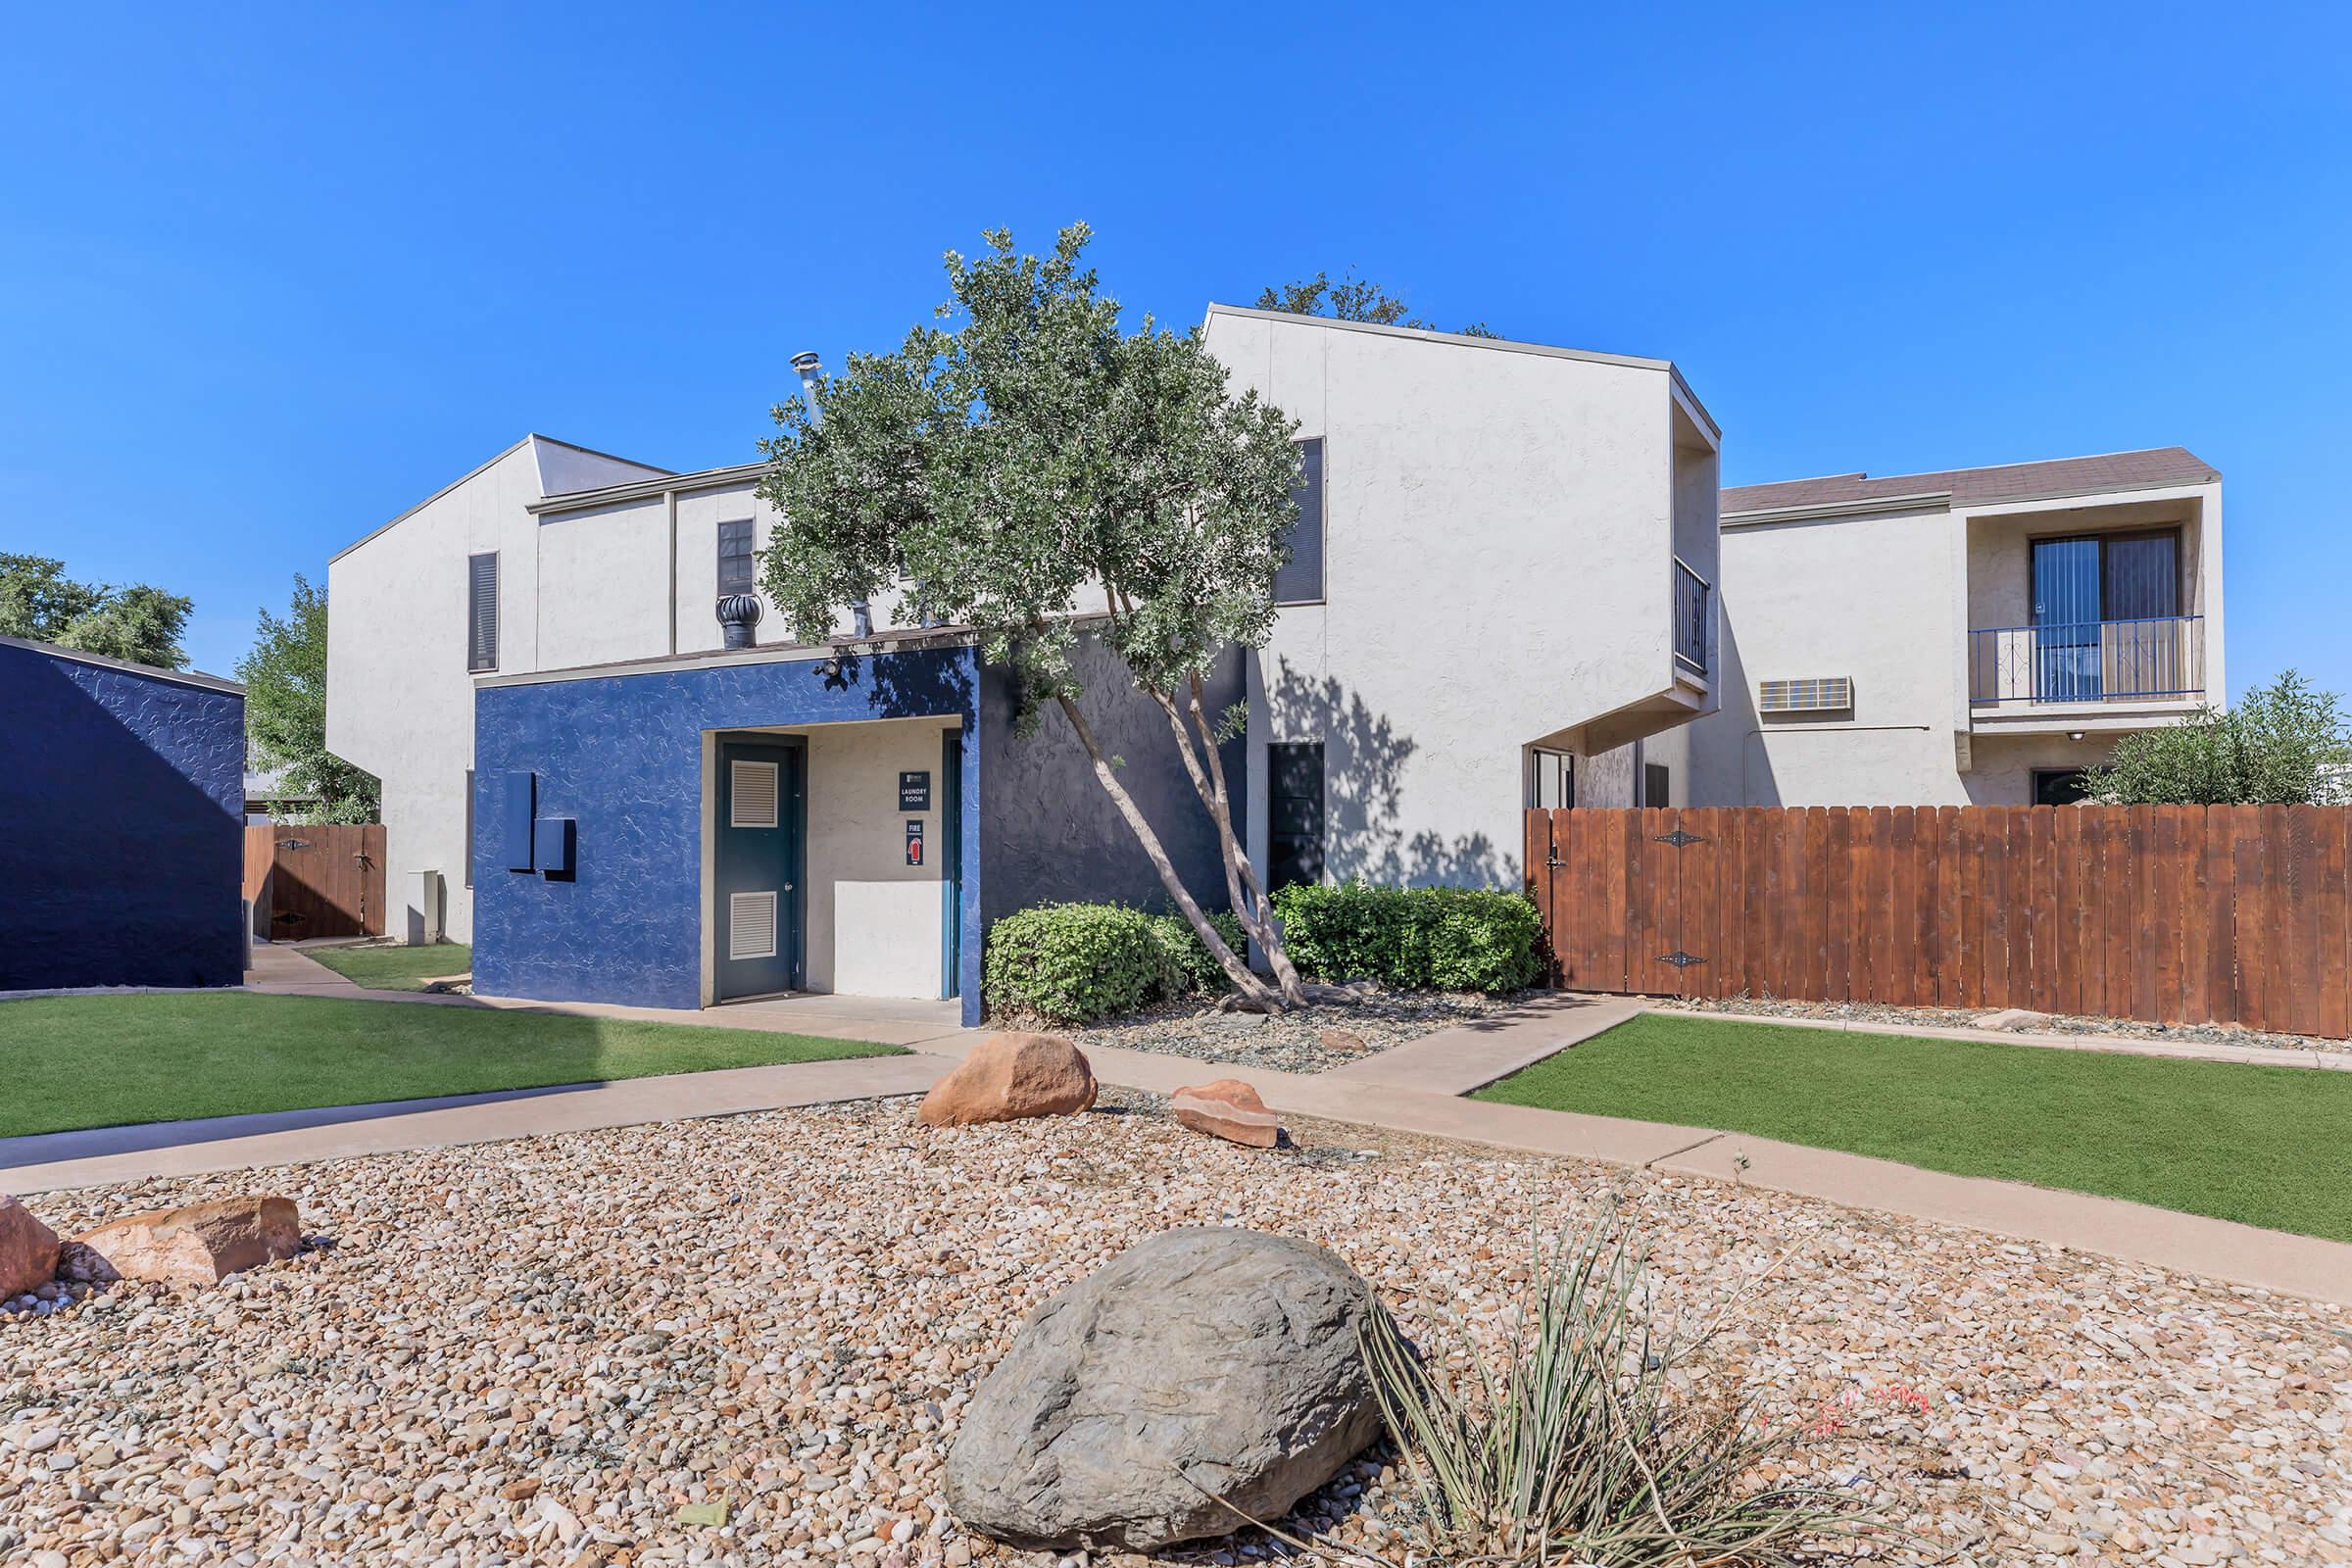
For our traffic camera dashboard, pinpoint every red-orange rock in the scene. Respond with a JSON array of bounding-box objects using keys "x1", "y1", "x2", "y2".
[
  {"x1": 0, "y1": 1196, "x2": 59, "y2": 1298},
  {"x1": 65, "y1": 1196, "x2": 302, "y2": 1288},
  {"x1": 918, "y1": 1034, "x2": 1098, "y2": 1127},
  {"x1": 1170, "y1": 1078, "x2": 1282, "y2": 1149}
]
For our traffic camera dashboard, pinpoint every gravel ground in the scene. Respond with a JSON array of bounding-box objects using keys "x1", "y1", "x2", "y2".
[
  {"x1": 1655, "y1": 993, "x2": 2349, "y2": 1057},
  {"x1": 2, "y1": 1100, "x2": 2347, "y2": 1567},
  {"x1": 1047, "y1": 991, "x2": 1515, "y2": 1075}
]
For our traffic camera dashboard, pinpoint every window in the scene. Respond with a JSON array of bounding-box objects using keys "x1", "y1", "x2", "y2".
[
  {"x1": 1273, "y1": 437, "x2": 1325, "y2": 605},
  {"x1": 1267, "y1": 742, "x2": 1325, "y2": 890},
  {"x1": 466, "y1": 552, "x2": 499, "y2": 672},
  {"x1": 2034, "y1": 768, "x2": 2091, "y2": 807},
  {"x1": 718, "y1": 518, "x2": 757, "y2": 594},
  {"x1": 464, "y1": 768, "x2": 474, "y2": 889},
  {"x1": 2030, "y1": 529, "x2": 2181, "y2": 701},
  {"x1": 1642, "y1": 762, "x2": 1671, "y2": 808},
  {"x1": 1531, "y1": 748, "x2": 1574, "y2": 809}
]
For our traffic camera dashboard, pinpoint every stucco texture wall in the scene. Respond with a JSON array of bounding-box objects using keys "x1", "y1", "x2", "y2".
[
  {"x1": 801, "y1": 717, "x2": 955, "y2": 998},
  {"x1": 0, "y1": 640, "x2": 246, "y2": 989},
  {"x1": 1206, "y1": 308, "x2": 1704, "y2": 891},
  {"x1": 976, "y1": 635, "x2": 1246, "y2": 925},
  {"x1": 471, "y1": 644, "x2": 982, "y2": 1020},
  {"x1": 1685, "y1": 506, "x2": 1967, "y2": 807}
]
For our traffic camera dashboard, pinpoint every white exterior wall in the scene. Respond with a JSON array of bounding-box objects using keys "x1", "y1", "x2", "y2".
[
  {"x1": 1203, "y1": 306, "x2": 1718, "y2": 889},
  {"x1": 327, "y1": 437, "x2": 664, "y2": 943},
  {"x1": 1683, "y1": 479, "x2": 2225, "y2": 808}
]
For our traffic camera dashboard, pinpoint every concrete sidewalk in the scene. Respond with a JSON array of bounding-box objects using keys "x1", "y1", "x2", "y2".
[{"x1": 14, "y1": 960, "x2": 2348, "y2": 1303}]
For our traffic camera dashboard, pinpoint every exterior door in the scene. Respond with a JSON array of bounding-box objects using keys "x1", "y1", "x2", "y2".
[
  {"x1": 714, "y1": 739, "x2": 804, "y2": 1001},
  {"x1": 2032, "y1": 536, "x2": 2103, "y2": 701}
]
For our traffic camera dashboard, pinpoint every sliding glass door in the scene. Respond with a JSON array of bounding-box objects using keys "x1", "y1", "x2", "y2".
[{"x1": 2030, "y1": 530, "x2": 2180, "y2": 702}]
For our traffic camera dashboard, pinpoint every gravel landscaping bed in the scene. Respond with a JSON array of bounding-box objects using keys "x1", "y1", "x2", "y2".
[
  {"x1": 1656, "y1": 993, "x2": 2350, "y2": 1056},
  {"x1": 3, "y1": 1102, "x2": 2348, "y2": 1567},
  {"x1": 1045, "y1": 990, "x2": 1515, "y2": 1074}
]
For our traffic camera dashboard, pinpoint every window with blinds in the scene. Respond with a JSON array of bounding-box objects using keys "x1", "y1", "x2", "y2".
[
  {"x1": 466, "y1": 552, "x2": 499, "y2": 672},
  {"x1": 1273, "y1": 437, "x2": 1325, "y2": 605}
]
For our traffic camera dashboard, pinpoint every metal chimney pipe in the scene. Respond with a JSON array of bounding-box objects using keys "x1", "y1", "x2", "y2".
[{"x1": 793, "y1": 349, "x2": 873, "y2": 639}]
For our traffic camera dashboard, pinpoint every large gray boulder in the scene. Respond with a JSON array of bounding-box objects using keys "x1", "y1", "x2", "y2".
[{"x1": 945, "y1": 1226, "x2": 1384, "y2": 1552}]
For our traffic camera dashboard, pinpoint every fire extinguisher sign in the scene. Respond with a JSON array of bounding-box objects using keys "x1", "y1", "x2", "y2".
[{"x1": 905, "y1": 819, "x2": 924, "y2": 866}]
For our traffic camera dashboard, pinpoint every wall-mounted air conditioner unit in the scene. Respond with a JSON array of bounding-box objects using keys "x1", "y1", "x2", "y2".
[{"x1": 1759, "y1": 677, "x2": 1853, "y2": 714}]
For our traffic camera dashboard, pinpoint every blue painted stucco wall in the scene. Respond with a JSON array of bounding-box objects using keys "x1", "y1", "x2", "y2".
[
  {"x1": 472, "y1": 645, "x2": 985, "y2": 1025},
  {"x1": 0, "y1": 637, "x2": 245, "y2": 990}
]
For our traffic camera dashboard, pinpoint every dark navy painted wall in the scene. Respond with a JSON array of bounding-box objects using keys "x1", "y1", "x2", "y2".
[
  {"x1": 0, "y1": 638, "x2": 245, "y2": 990},
  {"x1": 472, "y1": 645, "x2": 985, "y2": 1025},
  {"x1": 977, "y1": 636, "x2": 1247, "y2": 924}
]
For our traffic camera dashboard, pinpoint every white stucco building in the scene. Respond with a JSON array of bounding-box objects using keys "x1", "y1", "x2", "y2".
[
  {"x1": 1648, "y1": 447, "x2": 2225, "y2": 808},
  {"x1": 324, "y1": 306, "x2": 2226, "y2": 1021},
  {"x1": 325, "y1": 310, "x2": 1720, "y2": 1017}
]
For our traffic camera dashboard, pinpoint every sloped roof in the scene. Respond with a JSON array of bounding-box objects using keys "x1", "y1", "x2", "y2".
[{"x1": 1721, "y1": 446, "x2": 2219, "y2": 516}]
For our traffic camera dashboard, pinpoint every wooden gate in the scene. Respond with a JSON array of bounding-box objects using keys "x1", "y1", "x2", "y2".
[
  {"x1": 244, "y1": 822, "x2": 386, "y2": 940},
  {"x1": 1525, "y1": 804, "x2": 2352, "y2": 1038}
]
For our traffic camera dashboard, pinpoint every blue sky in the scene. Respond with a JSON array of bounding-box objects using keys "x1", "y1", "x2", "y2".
[{"x1": 4, "y1": 4, "x2": 2346, "y2": 696}]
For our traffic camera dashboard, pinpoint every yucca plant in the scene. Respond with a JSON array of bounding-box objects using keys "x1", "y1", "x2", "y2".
[{"x1": 1357, "y1": 1214, "x2": 1875, "y2": 1566}]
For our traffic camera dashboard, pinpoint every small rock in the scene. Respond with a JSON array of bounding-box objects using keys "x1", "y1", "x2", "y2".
[
  {"x1": 918, "y1": 1034, "x2": 1098, "y2": 1127},
  {"x1": 1317, "y1": 1028, "x2": 1367, "y2": 1054},
  {"x1": 1169, "y1": 1079, "x2": 1282, "y2": 1150},
  {"x1": 1976, "y1": 1007, "x2": 2054, "y2": 1032}
]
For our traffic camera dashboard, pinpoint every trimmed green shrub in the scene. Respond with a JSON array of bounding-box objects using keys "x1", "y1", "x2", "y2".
[
  {"x1": 983, "y1": 904, "x2": 1176, "y2": 1025},
  {"x1": 1150, "y1": 909, "x2": 1247, "y2": 995},
  {"x1": 984, "y1": 904, "x2": 1247, "y2": 1024},
  {"x1": 1272, "y1": 882, "x2": 1543, "y2": 993}
]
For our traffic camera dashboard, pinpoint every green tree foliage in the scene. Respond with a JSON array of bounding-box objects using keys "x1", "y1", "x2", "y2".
[
  {"x1": 235, "y1": 575, "x2": 380, "y2": 824},
  {"x1": 2084, "y1": 669, "x2": 2351, "y2": 805},
  {"x1": 758, "y1": 222, "x2": 1335, "y2": 1008},
  {"x1": 1255, "y1": 268, "x2": 1499, "y2": 338},
  {"x1": 0, "y1": 552, "x2": 192, "y2": 668}
]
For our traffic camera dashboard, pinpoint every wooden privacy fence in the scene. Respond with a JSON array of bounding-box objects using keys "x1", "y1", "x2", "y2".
[
  {"x1": 1524, "y1": 805, "x2": 2352, "y2": 1039},
  {"x1": 243, "y1": 822, "x2": 386, "y2": 941}
]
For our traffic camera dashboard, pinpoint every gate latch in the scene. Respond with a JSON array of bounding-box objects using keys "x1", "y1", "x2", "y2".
[
  {"x1": 1659, "y1": 951, "x2": 1707, "y2": 968},
  {"x1": 1654, "y1": 829, "x2": 1706, "y2": 848}
]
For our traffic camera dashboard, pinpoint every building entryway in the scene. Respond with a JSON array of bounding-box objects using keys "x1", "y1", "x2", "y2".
[{"x1": 714, "y1": 737, "x2": 805, "y2": 1001}]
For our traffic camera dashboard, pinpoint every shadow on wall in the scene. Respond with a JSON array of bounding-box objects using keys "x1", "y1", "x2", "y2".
[
  {"x1": 1266, "y1": 659, "x2": 1512, "y2": 889},
  {"x1": 819, "y1": 647, "x2": 979, "y2": 723},
  {"x1": 0, "y1": 650, "x2": 244, "y2": 989}
]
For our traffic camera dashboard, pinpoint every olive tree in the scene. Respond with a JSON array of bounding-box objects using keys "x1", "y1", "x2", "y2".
[
  {"x1": 757, "y1": 222, "x2": 1334, "y2": 1009},
  {"x1": 2085, "y1": 669, "x2": 2351, "y2": 805}
]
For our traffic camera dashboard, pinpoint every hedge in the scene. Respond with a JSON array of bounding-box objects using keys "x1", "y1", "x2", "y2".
[
  {"x1": 984, "y1": 904, "x2": 1246, "y2": 1025},
  {"x1": 1270, "y1": 881, "x2": 1543, "y2": 993}
]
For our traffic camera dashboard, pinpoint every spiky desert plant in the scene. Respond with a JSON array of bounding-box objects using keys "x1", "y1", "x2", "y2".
[{"x1": 1358, "y1": 1215, "x2": 1873, "y2": 1565}]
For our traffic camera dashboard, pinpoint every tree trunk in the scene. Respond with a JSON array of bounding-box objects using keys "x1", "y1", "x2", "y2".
[
  {"x1": 1054, "y1": 693, "x2": 1278, "y2": 1006},
  {"x1": 1179, "y1": 675, "x2": 1314, "y2": 1003}
]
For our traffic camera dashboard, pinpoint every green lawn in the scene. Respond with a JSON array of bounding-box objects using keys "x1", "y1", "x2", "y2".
[
  {"x1": 302, "y1": 941, "x2": 472, "y2": 992},
  {"x1": 0, "y1": 993, "x2": 903, "y2": 1139},
  {"x1": 1475, "y1": 1014, "x2": 2352, "y2": 1242}
]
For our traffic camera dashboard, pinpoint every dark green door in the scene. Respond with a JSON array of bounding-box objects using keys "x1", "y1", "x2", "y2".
[{"x1": 714, "y1": 738, "x2": 804, "y2": 1001}]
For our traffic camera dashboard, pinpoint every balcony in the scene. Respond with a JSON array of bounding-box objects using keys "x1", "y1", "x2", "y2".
[
  {"x1": 1969, "y1": 615, "x2": 2206, "y2": 707},
  {"x1": 1673, "y1": 558, "x2": 1710, "y2": 676}
]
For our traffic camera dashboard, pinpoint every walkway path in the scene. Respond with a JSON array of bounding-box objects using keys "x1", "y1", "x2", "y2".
[{"x1": 7, "y1": 953, "x2": 2345, "y2": 1303}]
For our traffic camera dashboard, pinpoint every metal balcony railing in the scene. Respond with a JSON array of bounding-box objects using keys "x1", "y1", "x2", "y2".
[
  {"x1": 1968, "y1": 615, "x2": 2205, "y2": 705},
  {"x1": 1673, "y1": 558, "x2": 1710, "y2": 675}
]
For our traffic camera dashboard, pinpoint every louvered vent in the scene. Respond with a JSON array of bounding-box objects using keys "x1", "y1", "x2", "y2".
[
  {"x1": 1759, "y1": 677, "x2": 1853, "y2": 713},
  {"x1": 728, "y1": 891, "x2": 778, "y2": 960},
  {"x1": 730, "y1": 760, "x2": 779, "y2": 827},
  {"x1": 466, "y1": 552, "x2": 499, "y2": 672}
]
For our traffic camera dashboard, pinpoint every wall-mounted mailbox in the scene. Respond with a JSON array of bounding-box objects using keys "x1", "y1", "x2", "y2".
[
  {"x1": 534, "y1": 816, "x2": 576, "y2": 878},
  {"x1": 500, "y1": 771, "x2": 536, "y2": 871}
]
